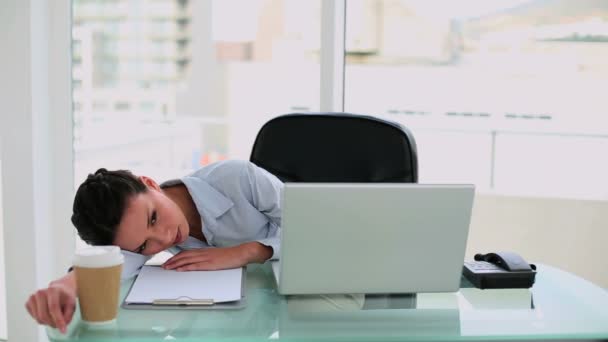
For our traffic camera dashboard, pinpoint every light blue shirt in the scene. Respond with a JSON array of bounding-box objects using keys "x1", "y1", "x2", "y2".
[{"x1": 121, "y1": 160, "x2": 283, "y2": 279}]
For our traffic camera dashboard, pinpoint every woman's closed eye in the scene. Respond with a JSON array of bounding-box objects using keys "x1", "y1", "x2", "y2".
[
  {"x1": 150, "y1": 210, "x2": 157, "y2": 225},
  {"x1": 137, "y1": 210, "x2": 157, "y2": 254}
]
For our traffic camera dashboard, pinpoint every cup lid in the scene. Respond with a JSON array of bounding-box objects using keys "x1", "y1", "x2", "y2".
[{"x1": 73, "y1": 246, "x2": 124, "y2": 268}]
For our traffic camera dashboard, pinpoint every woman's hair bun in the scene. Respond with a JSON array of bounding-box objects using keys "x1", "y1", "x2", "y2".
[
  {"x1": 95, "y1": 168, "x2": 108, "y2": 176},
  {"x1": 87, "y1": 168, "x2": 109, "y2": 182}
]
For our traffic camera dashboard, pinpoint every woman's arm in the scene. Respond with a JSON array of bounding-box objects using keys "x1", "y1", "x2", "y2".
[
  {"x1": 162, "y1": 241, "x2": 272, "y2": 271},
  {"x1": 245, "y1": 162, "x2": 283, "y2": 260},
  {"x1": 246, "y1": 162, "x2": 283, "y2": 225},
  {"x1": 242, "y1": 241, "x2": 273, "y2": 263},
  {"x1": 25, "y1": 272, "x2": 77, "y2": 333}
]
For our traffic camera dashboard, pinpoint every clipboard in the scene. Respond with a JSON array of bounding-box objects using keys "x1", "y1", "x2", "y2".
[{"x1": 122, "y1": 265, "x2": 247, "y2": 310}]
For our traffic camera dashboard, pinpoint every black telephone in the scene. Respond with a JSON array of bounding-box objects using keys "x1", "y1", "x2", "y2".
[{"x1": 463, "y1": 252, "x2": 537, "y2": 289}]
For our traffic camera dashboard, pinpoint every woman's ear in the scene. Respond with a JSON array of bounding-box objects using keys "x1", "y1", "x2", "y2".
[{"x1": 139, "y1": 176, "x2": 161, "y2": 191}]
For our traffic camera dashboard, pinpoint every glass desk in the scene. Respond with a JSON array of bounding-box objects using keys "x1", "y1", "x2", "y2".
[{"x1": 48, "y1": 263, "x2": 608, "y2": 341}]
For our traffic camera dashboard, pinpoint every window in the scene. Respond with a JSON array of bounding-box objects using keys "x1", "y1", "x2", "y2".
[
  {"x1": 345, "y1": 0, "x2": 608, "y2": 199},
  {"x1": 72, "y1": 0, "x2": 320, "y2": 185},
  {"x1": 71, "y1": 0, "x2": 607, "y2": 199}
]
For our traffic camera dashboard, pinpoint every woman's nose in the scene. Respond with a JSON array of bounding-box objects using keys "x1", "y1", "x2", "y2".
[{"x1": 153, "y1": 225, "x2": 173, "y2": 245}]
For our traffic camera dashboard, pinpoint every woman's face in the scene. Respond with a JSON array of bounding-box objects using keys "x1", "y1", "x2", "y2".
[{"x1": 113, "y1": 176, "x2": 190, "y2": 256}]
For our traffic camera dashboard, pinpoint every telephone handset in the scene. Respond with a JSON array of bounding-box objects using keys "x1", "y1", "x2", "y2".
[{"x1": 463, "y1": 252, "x2": 536, "y2": 289}]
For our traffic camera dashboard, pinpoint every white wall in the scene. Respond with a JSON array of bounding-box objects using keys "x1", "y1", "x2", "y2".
[
  {"x1": 0, "y1": 1, "x2": 73, "y2": 341},
  {"x1": 467, "y1": 194, "x2": 608, "y2": 289}
]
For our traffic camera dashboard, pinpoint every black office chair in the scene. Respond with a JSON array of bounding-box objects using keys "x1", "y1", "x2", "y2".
[{"x1": 249, "y1": 112, "x2": 418, "y2": 183}]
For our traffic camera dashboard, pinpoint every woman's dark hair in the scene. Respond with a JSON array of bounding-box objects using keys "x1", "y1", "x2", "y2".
[{"x1": 71, "y1": 168, "x2": 147, "y2": 245}]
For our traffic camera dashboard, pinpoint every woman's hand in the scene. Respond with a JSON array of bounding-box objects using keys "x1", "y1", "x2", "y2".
[
  {"x1": 163, "y1": 242, "x2": 272, "y2": 271},
  {"x1": 25, "y1": 275, "x2": 77, "y2": 334}
]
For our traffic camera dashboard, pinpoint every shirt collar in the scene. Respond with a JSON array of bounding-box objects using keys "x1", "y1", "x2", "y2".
[{"x1": 179, "y1": 175, "x2": 234, "y2": 227}]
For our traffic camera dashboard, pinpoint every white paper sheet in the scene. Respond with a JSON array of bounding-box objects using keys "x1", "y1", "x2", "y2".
[{"x1": 125, "y1": 266, "x2": 242, "y2": 304}]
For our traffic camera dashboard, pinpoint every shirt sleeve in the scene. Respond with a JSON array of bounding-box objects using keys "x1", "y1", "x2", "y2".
[
  {"x1": 256, "y1": 224, "x2": 281, "y2": 260},
  {"x1": 120, "y1": 249, "x2": 152, "y2": 280},
  {"x1": 245, "y1": 162, "x2": 283, "y2": 260}
]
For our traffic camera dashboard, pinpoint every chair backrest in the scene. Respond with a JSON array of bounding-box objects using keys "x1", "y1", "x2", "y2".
[{"x1": 250, "y1": 113, "x2": 418, "y2": 183}]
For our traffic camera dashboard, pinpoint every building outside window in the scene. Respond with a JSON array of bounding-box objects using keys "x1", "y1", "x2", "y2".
[
  {"x1": 72, "y1": 0, "x2": 321, "y2": 186},
  {"x1": 71, "y1": 0, "x2": 608, "y2": 200},
  {"x1": 345, "y1": 0, "x2": 608, "y2": 199}
]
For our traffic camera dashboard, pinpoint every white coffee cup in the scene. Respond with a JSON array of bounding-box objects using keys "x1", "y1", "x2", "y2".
[{"x1": 73, "y1": 246, "x2": 124, "y2": 325}]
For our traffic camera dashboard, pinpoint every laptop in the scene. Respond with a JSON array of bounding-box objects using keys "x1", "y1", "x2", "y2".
[{"x1": 272, "y1": 183, "x2": 475, "y2": 295}]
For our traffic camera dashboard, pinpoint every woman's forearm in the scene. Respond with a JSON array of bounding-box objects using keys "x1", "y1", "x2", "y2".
[
  {"x1": 241, "y1": 241, "x2": 273, "y2": 264},
  {"x1": 49, "y1": 270, "x2": 77, "y2": 293}
]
